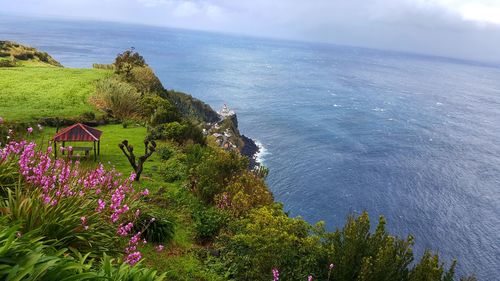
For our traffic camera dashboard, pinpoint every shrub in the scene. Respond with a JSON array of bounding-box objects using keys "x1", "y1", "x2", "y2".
[
  {"x1": 114, "y1": 49, "x2": 146, "y2": 80},
  {"x1": 214, "y1": 172, "x2": 274, "y2": 217},
  {"x1": 147, "y1": 122, "x2": 205, "y2": 145},
  {"x1": 93, "y1": 63, "x2": 115, "y2": 70},
  {"x1": 157, "y1": 147, "x2": 173, "y2": 161},
  {"x1": 219, "y1": 205, "x2": 321, "y2": 281},
  {"x1": 80, "y1": 111, "x2": 96, "y2": 121},
  {"x1": 193, "y1": 206, "x2": 228, "y2": 243},
  {"x1": 130, "y1": 66, "x2": 164, "y2": 95},
  {"x1": 189, "y1": 147, "x2": 247, "y2": 203},
  {"x1": 0, "y1": 58, "x2": 17, "y2": 67},
  {"x1": 160, "y1": 156, "x2": 187, "y2": 182},
  {"x1": 140, "y1": 94, "x2": 180, "y2": 124},
  {"x1": 122, "y1": 119, "x2": 134, "y2": 128},
  {"x1": 133, "y1": 213, "x2": 175, "y2": 244},
  {"x1": 91, "y1": 77, "x2": 141, "y2": 120}
]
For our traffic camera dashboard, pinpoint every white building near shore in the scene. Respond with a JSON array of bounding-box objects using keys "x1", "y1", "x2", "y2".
[{"x1": 218, "y1": 104, "x2": 235, "y2": 119}]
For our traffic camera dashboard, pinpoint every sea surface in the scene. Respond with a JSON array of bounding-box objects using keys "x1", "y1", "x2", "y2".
[{"x1": 1, "y1": 16, "x2": 499, "y2": 280}]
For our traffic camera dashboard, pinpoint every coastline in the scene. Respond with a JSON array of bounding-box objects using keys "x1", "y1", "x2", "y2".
[{"x1": 240, "y1": 134, "x2": 260, "y2": 169}]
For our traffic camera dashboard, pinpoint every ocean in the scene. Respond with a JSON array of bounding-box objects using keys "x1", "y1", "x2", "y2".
[{"x1": 1, "y1": 16, "x2": 499, "y2": 280}]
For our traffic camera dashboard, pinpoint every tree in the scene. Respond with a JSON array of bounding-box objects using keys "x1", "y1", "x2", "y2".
[
  {"x1": 118, "y1": 139, "x2": 156, "y2": 181},
  {"x1": 114, "y1": 49, "x2": 146, "y2": 80}
]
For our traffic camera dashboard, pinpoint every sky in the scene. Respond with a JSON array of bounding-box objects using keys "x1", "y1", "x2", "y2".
[{"x1": 2, "y1": 0, "x2": 500, "y2": 62}]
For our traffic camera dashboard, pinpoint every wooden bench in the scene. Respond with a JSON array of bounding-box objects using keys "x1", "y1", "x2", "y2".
[{"x1": 68, "y1": 146, "x2": 92, "y2": 159}]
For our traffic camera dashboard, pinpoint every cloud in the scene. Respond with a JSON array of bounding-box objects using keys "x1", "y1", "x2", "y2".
[{"x1": 1, "y1": 0, "x2": 500, "y2": 62}]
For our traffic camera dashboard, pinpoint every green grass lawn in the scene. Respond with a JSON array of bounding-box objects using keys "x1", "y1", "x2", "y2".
[
  {"x1": 36, "y1": 124, "x2": 161, "y2": 180},
  {"x1": 0, "y1": 66, "x2": 111, "y2": 122}
]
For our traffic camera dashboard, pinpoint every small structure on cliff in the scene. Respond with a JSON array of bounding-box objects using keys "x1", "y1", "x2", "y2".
[{"x1": 218, "y1": 104, "x2": 235, "y2": 119}]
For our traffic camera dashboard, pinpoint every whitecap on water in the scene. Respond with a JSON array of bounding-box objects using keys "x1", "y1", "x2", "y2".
[
  {"x1": 254, "y1": 140, "x2": 270, "y2": 164},
  {"x1": 372, "y1": 107, "x2": 385, "y2": 112}
]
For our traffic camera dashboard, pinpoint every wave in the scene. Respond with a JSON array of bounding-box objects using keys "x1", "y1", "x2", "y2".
[{"x1": 254, "y1": 140, "x2": 270, "y2": 164}]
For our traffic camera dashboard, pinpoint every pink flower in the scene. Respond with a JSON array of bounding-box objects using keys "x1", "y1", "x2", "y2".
[
  {"x1": 80, "y1": 216, "x2": 89, "y2": 230},
  {"x1": 67, "y1": 146, "x2": 73, "y2": 152},
  {"x1": 329, "y1": 263, "x2": 335, "y2": 270},
  {"x1": 308, "y1": 275, "x2": 313, "y2": 281},
  {"x1": 27, "y1": 127, "x2": 33, "y2": 134},
  {"x1": 156, "y1": 244, "x2": 164, "y2": 252},
  {"x1": 142, "y1": 189, "x2": 149, "y2": 196},
  {"x1": 124, "y1": 251, "x2": 142, "y2": 266},
  {"x1": 96, "y1": 199, "x2": 106, "y2": 212},
  {"x1": 117, "y1": 222, "x2": 134, "y2": 236},
  {"x1": 272, "y1": 268, "x2": 279, "y2": 281},
  {"x1": 129, "y1": 173, "x2": 136, "y2": 181}
]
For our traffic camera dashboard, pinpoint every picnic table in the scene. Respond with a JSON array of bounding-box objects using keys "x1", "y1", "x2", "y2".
[{"x1": 68, "y1": 146, "x2": 92, "y2": 159}]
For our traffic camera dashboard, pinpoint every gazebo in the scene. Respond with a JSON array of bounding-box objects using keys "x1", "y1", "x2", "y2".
[{"x1": 52, "y1": 123, "x2": 103, "y2": 161}]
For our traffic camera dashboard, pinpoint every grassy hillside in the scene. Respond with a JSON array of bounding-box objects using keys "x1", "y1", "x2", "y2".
[
  {"x1": 0, "y1": 67, "x2": 111, "y2": 121},
  {"x1": 0, "y1": 40, "x2": 62, "y2": 67}
]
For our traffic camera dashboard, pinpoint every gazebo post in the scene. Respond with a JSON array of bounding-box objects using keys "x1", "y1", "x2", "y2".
[
  {"x1": 93, "y1": 141, "x2": 97, "y2": 161},
  {"x1": 54, "y1": 141, "x2": 57, "y2": 159},
  {"x1": 62, "y1": 141, "x2": 66, "y2": 155},
  {"x1": 98, "y1": 140, "x2": 100, "y2": 156}
]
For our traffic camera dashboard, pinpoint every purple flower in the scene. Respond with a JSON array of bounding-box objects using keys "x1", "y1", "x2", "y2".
[
  {"x1": 142, "y1": 188, "x2": 149, "y2": 196},
  {"x1": 124, "y1": 251, "x2": 142, "y2": 266},
  {"x1": 80, "y1": 216, "x2": 89, "y2": 230},
  {"x1": 308, "y1": 275, "x2": 313, "y2": 281},
  {"x1": 27, "y1": 127, "x2": 33, "y2": 134},
  {"x1": 329, "y1": 263, "x2": 335, "y2": 270},
  {"x1": 272, "y1": 268, "x2": 279, "y2": 281},
  {"x1": 156, "y1": 244, "x2": 164, "y2": 252}
]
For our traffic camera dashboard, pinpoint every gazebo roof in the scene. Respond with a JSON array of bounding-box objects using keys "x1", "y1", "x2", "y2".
[{"x1": 52, "y1": 123, "x2": 103, "y2": 142}]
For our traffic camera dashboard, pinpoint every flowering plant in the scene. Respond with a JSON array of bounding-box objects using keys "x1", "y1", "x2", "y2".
[{"x1": 0, "y1": 137, "x2": 152, "y2": 265}]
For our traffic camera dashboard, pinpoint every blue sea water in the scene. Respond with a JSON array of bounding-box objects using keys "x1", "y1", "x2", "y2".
[{"x1": 1, "y1": 16, "x2": 499, "y2": 280}]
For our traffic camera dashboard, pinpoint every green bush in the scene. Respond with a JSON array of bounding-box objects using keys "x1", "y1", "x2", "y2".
[
  {"x1": 80, "y1": 111, "x2": 96, "y2": 121},
  {"x1": 139, "y1": 94, "x2": 180, "y2": 124},
  {"x1": 0, "y1": 58, "x2": 17, "y2": 67},
  {"x1": 189, "y1": 147, "x2": 247, "y2": 203},
  {"x1": 157, "y1": 147, "x2": 173, "y2": 161},
  {"x1": 193, "y1": 207, "x2": 228, "y2": 243},
  {"x1": 214, "y1": 172, "x2": 274, "y2": 217},
  {"x1": 161, "y1": 157, "x2": 187, "y2": 182},
  {"x1": 147, "y1": 121, "x2": 205, "y2": 145},
  {"x1": 219, "y1": 205, "x2": 321, "y2": 281},
  {"x1": 216, "y1": 208, "x2": 467, "y2": 281},
  {"x1": 133, "y1": 213, "x2": 175, "y2": 244},
  {"x1": 91, "y1": 77, "x2": 141, "y2": 121},
  {"x1": 130, "y1": 66, "x2": 165, "y2": 95}
]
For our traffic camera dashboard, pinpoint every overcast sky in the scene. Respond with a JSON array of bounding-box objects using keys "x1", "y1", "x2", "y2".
[{"x1": 2, "y1": 0, "x2": 500, "y2": 62}]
